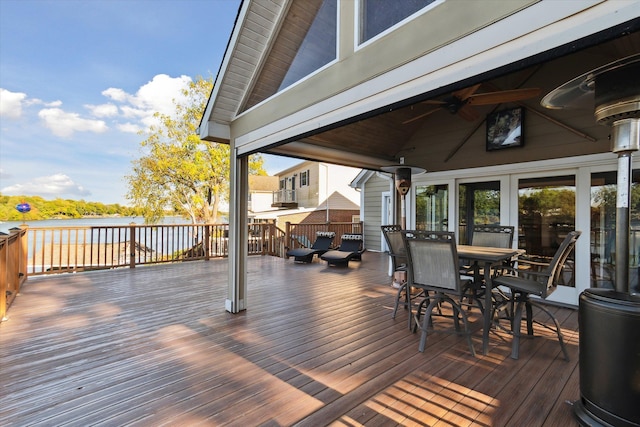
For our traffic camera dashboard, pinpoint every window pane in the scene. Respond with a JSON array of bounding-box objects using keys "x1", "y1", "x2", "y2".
[
  {"x1": 416, "y1": 184, "x2": 448, "y2": 231},
  {"x1": 278, "y1": 0, "x2": 337, "y2": 91},
  {"x1": 458, "y1": 181, "x2": 500, "y2": 244},
  {"x1": 243, "y1": 0, "x2": 337, "y2": 110},
  {"x1": 590, "y1": 170, "x2": 640, "y2": 292},
  {"x1": 361, "y1": 0, "x2": 435, "y2": 43},
  {"x1": 518, "y1": 175, "x2": 576, "y2": 286}
]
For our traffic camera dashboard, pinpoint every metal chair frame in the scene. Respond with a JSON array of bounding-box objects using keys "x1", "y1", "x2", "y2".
[
  {"x1": 402, "y1": 230, "x2": 475, "y2": 356},
  {"x1": 460, "y1": 225, "x2": 515, "y2": 311},
  {"x1": 381, "y1": 225, "x2": 410, "y2": 320},
  {"x1": 492, "y1": 230, "x2": 581, "y2": 360}
]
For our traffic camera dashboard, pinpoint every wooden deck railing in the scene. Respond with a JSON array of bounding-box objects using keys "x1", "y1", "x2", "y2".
[
  {"x1": 1, "y1": 227, "x2": 28, "y2": 321},
  {"x1": 284, "y1": 221, "x2": 363, "y2": 251},
  {"x1": 0, "y1": 220, "x2": 363, "y2": 318},
  {"x1": 23, "y1": 222, "x2": 288, "y2": 276}
]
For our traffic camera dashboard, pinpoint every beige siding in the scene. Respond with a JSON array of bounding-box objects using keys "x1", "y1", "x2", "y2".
[
  {"x1": 277, "y1": 161, "x2": 360, "y2": 209},
  {"x1": 362, "y1": 173, "x2": 392, "y2": 252}
]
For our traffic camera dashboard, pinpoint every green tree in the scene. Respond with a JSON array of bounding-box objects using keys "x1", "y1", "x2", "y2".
[{"x1": 126, "y1": 76, "x2": 265, "y2": 224}]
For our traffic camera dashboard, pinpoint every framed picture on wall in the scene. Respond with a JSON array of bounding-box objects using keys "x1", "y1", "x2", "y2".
[{"x1": 486, "y1": 107, "x2": 524, "y2": 151}]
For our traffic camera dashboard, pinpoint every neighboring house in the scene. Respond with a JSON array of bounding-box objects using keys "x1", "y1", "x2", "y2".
[
  {"x1": 199, "y1": 0, "x2": 640, "y2": 312},
  {"x1": 253, "y1": 161, "x2": 360, "y2": 229},
  {"x1": 248, "y1": 175, "x2": 280, "y2": 215}
]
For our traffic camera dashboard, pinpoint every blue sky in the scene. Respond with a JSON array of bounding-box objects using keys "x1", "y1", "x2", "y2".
[{"x1": 0, "y1": 0, "x2": 298, "y2": 205}]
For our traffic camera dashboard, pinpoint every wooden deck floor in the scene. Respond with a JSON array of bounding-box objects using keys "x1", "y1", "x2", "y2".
[{"x1": 0, "y1": 252, "x2": 581, "y2": 426}]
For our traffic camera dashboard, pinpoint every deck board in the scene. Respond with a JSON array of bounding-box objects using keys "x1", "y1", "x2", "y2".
[{"x1": 0, "y1": 252, "x2": 581, "y2": 426}]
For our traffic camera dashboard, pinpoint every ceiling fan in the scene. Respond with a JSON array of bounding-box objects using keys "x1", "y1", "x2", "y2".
[{"x1": 402, "y1": 84, "x2": 541, "y2": 124}]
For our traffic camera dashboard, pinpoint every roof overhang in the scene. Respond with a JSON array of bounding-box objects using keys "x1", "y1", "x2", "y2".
[{"x1": 202, "y1": 1, "x2": 640, "y2": 173}]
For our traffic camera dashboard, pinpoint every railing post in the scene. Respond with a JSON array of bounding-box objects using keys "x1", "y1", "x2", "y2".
[
  {"x1": 18, "y1": 226, "x2": 27, "y2": 291},
  {"x1": 285, "y1": 222, "x2": 291, "y2": 252},
  {"x1": 129, "y1": 223, "x2": 136, "y2": 269},
  {"x1": 204, "y1": 225, "x2": 210, "y2": 261},
  {"x1": 1, "y1": 234, "x2": 7, "y2": 321}
]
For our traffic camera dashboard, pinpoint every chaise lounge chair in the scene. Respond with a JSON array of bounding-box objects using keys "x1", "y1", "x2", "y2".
[
  {"x1": 286, "y1": 231, "x2": 335, "y2": 263},
  {"x1": 320, "y1": 234, "x2": 365, "y2": 266}
]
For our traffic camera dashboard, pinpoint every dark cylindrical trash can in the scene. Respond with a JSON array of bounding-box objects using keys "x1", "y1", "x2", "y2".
[{"x1": 574, "y1": 288, "x2": 640, "y2": 427}]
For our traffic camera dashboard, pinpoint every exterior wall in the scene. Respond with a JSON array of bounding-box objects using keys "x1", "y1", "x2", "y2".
[
  {"x1": 276, "y1": 161, "x2": 360, "y2": 209},
  {"x1": 249, "y1": 191, "x2": 276, "y2": 213},
  {"x1": 211, "y1": 1, "x2": 637, "y2": 165},
  {"x1": 362, "y1": 173, "x2": 393, "y2": 252},
  {"x1": 231, "y1": 0, "x2": 535, "y2": 137},
  {"x1": 326, "y1": 164, "x2": 361, "y2": 207}
]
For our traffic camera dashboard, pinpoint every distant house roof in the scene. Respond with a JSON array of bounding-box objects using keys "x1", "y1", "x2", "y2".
[{"x1": 249, "y1": 175, "x2": 279, "y2": 192}]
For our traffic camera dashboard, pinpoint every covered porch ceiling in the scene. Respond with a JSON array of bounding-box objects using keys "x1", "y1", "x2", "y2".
[{"x1": 262, "y1": 25, "x2": 640, "y2": 173}]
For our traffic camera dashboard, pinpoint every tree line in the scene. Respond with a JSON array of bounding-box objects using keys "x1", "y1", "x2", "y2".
[{"x1": 0, "y1": 195, "x2": 142, "y2": 221}]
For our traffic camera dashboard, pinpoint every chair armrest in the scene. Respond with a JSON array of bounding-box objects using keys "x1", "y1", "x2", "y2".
[{"x1": 497, "y1": 262, "x2": 552, "y2": 280}]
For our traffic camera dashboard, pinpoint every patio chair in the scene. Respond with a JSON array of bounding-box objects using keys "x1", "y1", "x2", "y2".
[
  {"x1": 320, "y1": 234, "x2": 365, "y2": 266},
  {"x1": 381, "y1": 225, "x2": 413, "y2": 321},
  {"x1": 286, "y1": 231, "x2": 335, "y2": 263},
  {"x1": 402, "y1": 230, "x2": 475, "y2": 356},
  {"x1": 492, "y1": 230, "x2": 581, "y2": 360},
  {"x1": 380, "y1": 224, "x2": 408, "y2": 319},
  {"x1": 460, "y1": 225, "x2": 515, "y2": 310}
]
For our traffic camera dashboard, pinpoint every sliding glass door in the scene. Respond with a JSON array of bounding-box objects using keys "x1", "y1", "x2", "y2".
[
  {"x1": 518, "y1": 175, "x2": 576, "y2": 286},
  {"x1": 415, "y1": 184, "x2": 448, "y2": 231},
  {"x1": 458, "y1": 181, "x2": 501, "y2": 245}
]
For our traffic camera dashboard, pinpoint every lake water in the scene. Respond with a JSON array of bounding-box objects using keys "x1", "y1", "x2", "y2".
[{"x1": 0, "y1": 216, "x2": 189, "y2": 234}]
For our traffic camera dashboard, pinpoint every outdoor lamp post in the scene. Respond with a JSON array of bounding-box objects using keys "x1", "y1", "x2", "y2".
[
  {"x1": 381, "y1": 159, "x2": 425, "y2": 229},
  {"x1": 542, "y1": 53, "x2": 640, "y2": 427},
  {"x1": 542, "y1": 53, "x2": 640, "y2": 293}
]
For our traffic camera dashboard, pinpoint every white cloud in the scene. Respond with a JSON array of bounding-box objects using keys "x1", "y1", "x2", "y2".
[
  {"x1": 0, "y1": 169, "x2": 11, "y2": 180},
  {"x1": 3, "y1": 73, "x2": 191, "y2": 139},
  {"x1": 1, "y1": 173, "x2": 91, "y2": 197},
  {"x1": 102, "y1": 74, "x2": 192, "y2": 131},
  {"x1": 85, "y1": 103, "x2": 118, "y2": 118},
  {"x1": 102, "y1": 87, "x2": 129, "y2": 103},
  {"x1": 134, "y1": 74, "x2": 191, "y2": 114},
  {"x1": 117, "y1": 122, "x2": 142, "y2": 133},
  {"x1": 0, "y1": 88, "x2": 27, "y2": 119},
  {"x1": 120, "y1": 105, "x2": 148, "y2": 119},
  {"x1": 38, "y1": 108, "x2": 108, "y2": 138},
  {"x1": 26, "y1": 99, "x2": 62, "y2": 108}
]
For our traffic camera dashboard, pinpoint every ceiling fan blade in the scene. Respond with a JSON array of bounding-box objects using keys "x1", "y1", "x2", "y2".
[
  {"x1": 402, "y1": 107, "x2": 443, "y2": 125},
  {"x1": 456, "y1": 104, "x2": 480, "y2": 121},
  {"x1": 421, "y1": 100, "x2": 447, "y2": 105},
  {"x1": 466, "y1": 88, "x2": 541, "y2": 105},
  {"x1": 452, "y1": 84, "x2": 482, "y2": 101}
]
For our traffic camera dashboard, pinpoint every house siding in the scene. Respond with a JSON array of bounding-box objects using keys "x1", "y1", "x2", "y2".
[{"x1": 362, "y1": 173, "x2": 392, "y2": 252}]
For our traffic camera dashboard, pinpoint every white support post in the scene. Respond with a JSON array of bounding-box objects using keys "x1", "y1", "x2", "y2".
[{"x1": 227, "y1": 149, "x2": 249, "y2": 313}]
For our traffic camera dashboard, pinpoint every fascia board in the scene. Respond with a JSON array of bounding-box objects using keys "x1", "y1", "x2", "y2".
[
  {"x1": 200, "y1": 120, "x2": 231, "y2": 143},
  {"x1": 199, "y1": 0, "x2": 251, "y2": 140}
]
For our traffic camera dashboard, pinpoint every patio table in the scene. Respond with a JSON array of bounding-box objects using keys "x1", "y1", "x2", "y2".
[{"x1": 457, "y1": 245, "x2": 525, "y2": 355}]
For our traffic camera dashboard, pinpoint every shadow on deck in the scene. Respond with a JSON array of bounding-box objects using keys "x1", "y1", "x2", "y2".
[{"x1": 0, "y1": 252, "x2": 580, "y2": 426}]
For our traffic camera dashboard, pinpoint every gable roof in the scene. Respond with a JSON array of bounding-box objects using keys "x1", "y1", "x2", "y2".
[
  {"x1": 199, "y1": 0, "x2": 287, "y2": 143},
  {"x1": 200, "y1": 1, "x2": 640, "y2": 173},
  {"x1": 248, "y1": 175, "x2": 279, "y2": 191}
]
